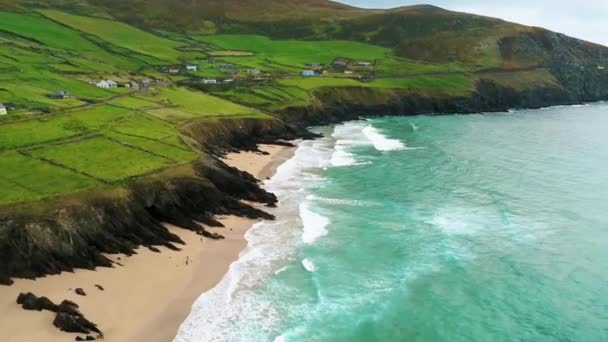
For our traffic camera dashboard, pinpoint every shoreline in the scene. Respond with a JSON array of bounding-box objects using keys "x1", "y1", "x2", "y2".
[{"x1": 0, "y1": 143, "x2": 296, "y2": 342}]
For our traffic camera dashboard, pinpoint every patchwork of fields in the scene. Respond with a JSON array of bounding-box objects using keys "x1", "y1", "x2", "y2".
[{"x1": 0, "y1": 8, "x2": 481, "y2": 207}]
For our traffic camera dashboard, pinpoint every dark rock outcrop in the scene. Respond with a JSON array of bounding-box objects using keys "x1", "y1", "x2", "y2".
[
  {"x1": 53, "y1": 312, "x2": 101, "y2": 336},
  {"x1": 16, "y1": 293, "x2": 103, "y2": 338},
  {"x1": 17, "y1": 292, "x2": 58, "y2": 312},
  {"x1": 75, "y1": 288, "x2": 86, "y2": 296}
]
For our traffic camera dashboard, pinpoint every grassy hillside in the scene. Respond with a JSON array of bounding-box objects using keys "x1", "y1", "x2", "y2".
[{"x1": 0, "y1": 2, "x2": 606, "y2": 211}]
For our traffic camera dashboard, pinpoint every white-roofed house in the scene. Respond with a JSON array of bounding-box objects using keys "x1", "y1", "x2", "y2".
[
  {"x1": 0, "y1": 103, "x2": 7, "y2": 115},
  {"x1": 96, "y1": 80, "x2": 110, "y2": 89}
]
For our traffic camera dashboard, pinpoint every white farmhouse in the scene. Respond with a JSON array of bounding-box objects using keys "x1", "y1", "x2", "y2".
[
  {"x1": 96, "y1": 80, "x2": 110, "y2": 89},
  {"x1": 186, "y1": 65, "x2": 198, "y2": 72},
  {"x1": 96, "y1": 80, "x2": 118, "y2": 89},
  {"x1": 0, "y1": 103, "x2": 7, "y2": 115},
  {"x1": 202, "y1": 78, "x2": 217, "y2": 84}
]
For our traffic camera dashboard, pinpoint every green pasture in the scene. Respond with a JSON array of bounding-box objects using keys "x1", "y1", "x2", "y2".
[
  {"x1": 0, "y1": 151, "x2": 99, "y2": 206},
  {"x1": 157, "y1": 87, "x2": 266, "y2": 118},
  {"x1": 0, "y1": 11, "x2": 101, "y2": 51},
  {"x1": 196, "y1": 35, "x2": 389, "y2": 66},
  {"x1": 40, "y1": 10, "x2": 185, "y2": 62},
  {"x1": 0, "y1": 105, "x2": 131, "y2": 149},
  {"x1": 278, "y1": 74, "x2": 474, "y2": 95},
  {"x1": 30, "y1": 136, "x2": 175, "y2": 182}
]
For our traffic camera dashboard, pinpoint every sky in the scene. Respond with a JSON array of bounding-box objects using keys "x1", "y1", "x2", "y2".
[{"x1": 338, "y1": 1, "x2": 608, "y2": 46}]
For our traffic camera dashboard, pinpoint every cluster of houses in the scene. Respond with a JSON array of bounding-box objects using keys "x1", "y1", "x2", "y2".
[
  {"x1": 201, "y1": 78, "x2": 230, "y2": 85},
  {"x1": 159, "y1": 64, "x2": 198, "y2": 74},
  {"x1": 95, "y1": 79, "x2": 118, "y2": 89},
  {"x1": 300, "y1": 60, "x2": 375, "y2": 77},
  {"x1": 197, "y1": 65, "x2": 269, "y2": 85}
]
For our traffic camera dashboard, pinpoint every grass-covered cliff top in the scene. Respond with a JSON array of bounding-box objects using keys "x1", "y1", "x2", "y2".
[{"x1": 0, "y1": 4, "x2": 607, "y2": 209}]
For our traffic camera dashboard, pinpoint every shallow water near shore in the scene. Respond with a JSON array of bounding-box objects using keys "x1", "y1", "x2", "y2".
[{"x1": 175, "y1": 103, "x2": 608, "y2": 341}]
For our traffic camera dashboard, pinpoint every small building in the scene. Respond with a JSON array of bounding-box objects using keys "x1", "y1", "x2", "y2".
[
  {"x1": 344, "y1": 70, "x2": 354, "y2": 74},
  {"x1": 169, "y1": 67, "x2": 180, "y2": 74},
  {"x1": 355, "y1": 61, "x2": 372, "y2": 67},
  {"x1": 186, "y1": 65, "x2": 198, "y2": 72},
  {"x1": 223, "y1": 78, "x2": 235, "y2": 84},
  {"x1": 96, "y1": 80, "x2": 110, "y2": 89},
  {"x1": 301, "y1": 70, "x2": 317, "y2": 77},
  {"x1": 96, "y1": 80, "x2": 117, "y2": 89},
  {"x1": 49, "y1": 91, "x2": 70, "y2": 99},
  {"x1": 333, "y1": 60, "x2": 348, "y2": 68},
  {"x1": 598, "y1": 66, "x2": 605, "y2": 70},
  {"x1": 253, "y1": 76, "x2": 267, "y2": 82},
  {"x1": 0, "y1": 103, "x2": 7, "y2": 115},
  {"x1": 247, "y1": 68, "x2": 261, "y2": 74},
  {"x1": 202, "y1": 78, "x2": 217, "y2": 84},
  {"x1": 218, "y1": 63, "x2": 234, "y2": 69},
  {"x1": 306, "y1": 63, "x2": 322, "y2": 67},
  {"x1": 123, "y1": 81, "x2": 140, "y2": 90}
]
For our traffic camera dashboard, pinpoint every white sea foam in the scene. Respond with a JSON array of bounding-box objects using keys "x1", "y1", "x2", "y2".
[
  {"x1": 274, "y1": 266, "x2": 288, "y2": 275},
  {"x1": 273, "y1": 335, "x2": 287, "y2": 342},
  {"x1": 306, "y1": 194, "x2": 371, "y2": 207},
  {"x1": 301, "y1": 258, "x2": 317, "y2": 272},
  {"x1": 300, "y1": 202, "x2": 329, "y2": 244},
  {"x1": 331, "y1": 145, "x2": 356, "y2": 166},
  {"x1": 362, "y1": 125, "x2": 406, "y2": 151},
  {"x1": 329, "y1": 122, "x2": 369, "y2": 166}
]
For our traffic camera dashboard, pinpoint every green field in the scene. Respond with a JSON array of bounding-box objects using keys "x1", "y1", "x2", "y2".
[
  {"x1": 30, "y1": 137, "x2": 175, "y2": 182},
  {"x1": 156, "y1": 87, "x2": 267, "y2": 118},
  {"x1": 197, "y1": 35, "x2": 388, "y2": 66},
  {"x1": 278, "y1": 74, "x2": 474, "y2": 95},
  {"x1": 195, "y1": 34, "x2": 463, "y2": 78},
  {"x1": 0, "y1": 12, "x2": 101, "y2": 51},
  {"x1": 0, "y1": 150, "x2": 100, "y2": 206},
  {"x1": 40, "y1": 10, "x2": 187, "y2": 63}
]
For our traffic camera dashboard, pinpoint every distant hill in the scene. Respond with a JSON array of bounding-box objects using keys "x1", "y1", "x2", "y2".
[{"x1": 2, "y1": 0, "x2": 606, "y2": 71}]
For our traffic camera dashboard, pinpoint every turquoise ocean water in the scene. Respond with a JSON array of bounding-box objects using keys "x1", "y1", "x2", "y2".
[{"x1": 176, "y1": 103, "x2": 608, "y2": 341}]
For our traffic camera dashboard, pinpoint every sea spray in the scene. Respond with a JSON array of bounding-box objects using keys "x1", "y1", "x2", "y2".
[
  {"x1": 301, "y1": 258, "x2": 317, "y2": 272},
  {"x1": 299, "y1": 202, "x2": 329, "y2": 244},
  {"x1": 362, "y1": 124, "x2": 406, "y2": 151}
]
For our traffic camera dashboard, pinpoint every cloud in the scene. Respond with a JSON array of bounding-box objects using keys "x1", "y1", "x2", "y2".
[{"x1": 338, "y1": 1, "x2": 608, "y2": 46}]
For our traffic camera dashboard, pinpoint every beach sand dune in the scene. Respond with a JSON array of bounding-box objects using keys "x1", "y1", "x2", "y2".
[{"x1": 0, "y1": 144, "x2": 295, "y2": 342}]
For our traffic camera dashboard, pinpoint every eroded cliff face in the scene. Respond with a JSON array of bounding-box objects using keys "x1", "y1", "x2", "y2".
[
  {"x1": 0, "y1": 157, "x2": 276, "y2": 285},
  {"x1": 2, "y1": 67, "x2": 607, "y2": 285}
]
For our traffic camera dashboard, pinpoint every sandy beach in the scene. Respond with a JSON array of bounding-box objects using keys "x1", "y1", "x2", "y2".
[{"x1": 0, "y1": 143, "x2": 295, "y2": 342}]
